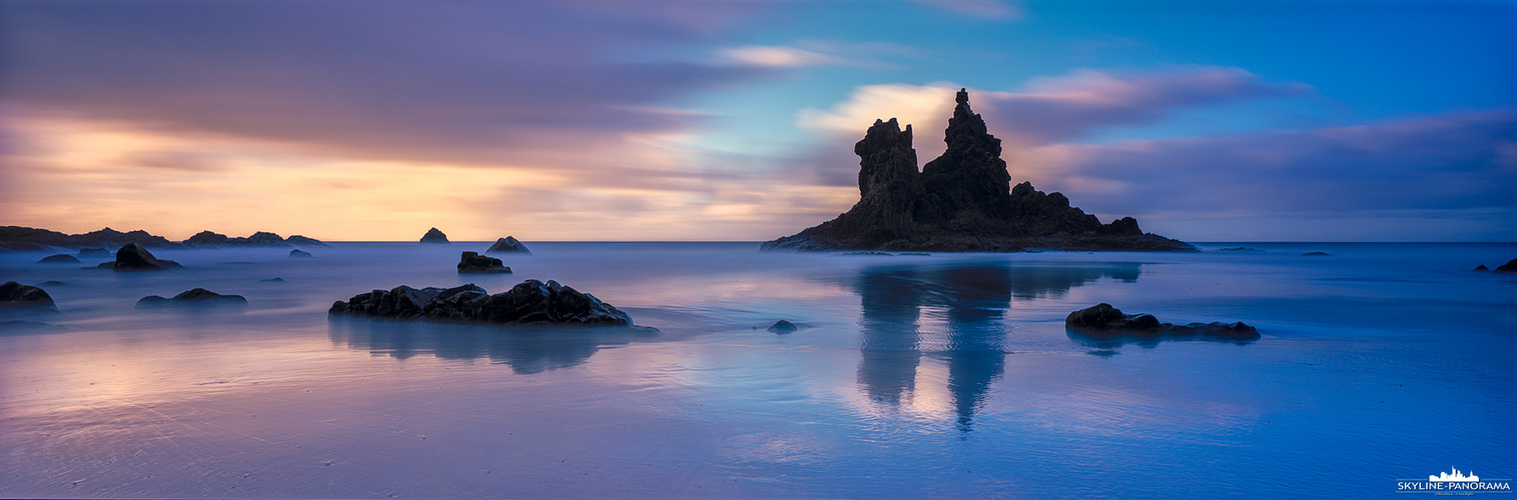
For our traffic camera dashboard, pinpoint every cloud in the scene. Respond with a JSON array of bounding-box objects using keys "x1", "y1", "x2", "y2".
[
  {"x1": 912, "y1": 0, "x2": 1023, "y2": 20},
  {"x1": 720, "y1": 46, "x2": 840, "y2": 67}
]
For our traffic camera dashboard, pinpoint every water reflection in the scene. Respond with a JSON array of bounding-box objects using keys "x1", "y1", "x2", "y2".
[
  {"x1": 328, "y1": 317, "x2": 657, "y2": 374},
  {"x1": 1065, "y1": 328, "x2": 1259, "y2": 355},
  {"x1": 850, "y1": 262, "x2": 1141, "y2": 430}
]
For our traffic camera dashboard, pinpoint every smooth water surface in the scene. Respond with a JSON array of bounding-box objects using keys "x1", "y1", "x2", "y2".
[{"x1": 2, "y1": 242, "x2": 1514, "y2": 498}]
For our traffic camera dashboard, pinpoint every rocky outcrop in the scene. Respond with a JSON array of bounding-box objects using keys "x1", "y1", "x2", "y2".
[
  {"x1": 486, "y1": 236, "x2": 532, "y2": 254},
  {"x1": 767, "y1": 320, "x2": 798, "y2": 334},
  {"x1": 108, "y1": 243, "x2": 183, "y2": 271},
  {"x1": 330, "y1": 280, "x2": 634, "y2": 326},
  {"x1": 0, "y1": 226, "x2": 180, "y2": 252},
  {"x1": 1, "y1": 281, "x2": 58, "y2": 313},
  {"x1": 420, "y1": 228, "x2": 449, "y2": 244},
  {"x1": 1473, "y1": 265, "x2": 1489, "y2": 272},
  {"x1": 761, "y1": 89, "x2": 1191, "y2": 252},
  {"x1": 458, "y1": 251, "x2": 511, "y2": 273},
  {"x1": 1065, "y1": 303, "x2": 1259, "y2": 340},
  {"x1": 290, "y1": 249, "x2": 313, "y2": 258},
  {"x1": 136, "y1": 288, "x2": 248, "y2": 308},
  {"x1": 1495, "y1": 259, "x2": 1517, "y2": 274},
  {"x1": 38, "y1": 254, "x2": 81, "y2": 264},
  {"x1": 285, "y1": 235, "x2": 326, "y2": 246},
  {"x1": 182, "y1": 230, "x2": 324, "y2": 247}
]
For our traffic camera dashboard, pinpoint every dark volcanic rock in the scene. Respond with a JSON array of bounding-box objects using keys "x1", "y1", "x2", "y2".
[
  {"x1": 112, "y1": 243, "x2": 183, "y2": 271},
  {"x1": 330, "y1": 280, "x2": 634, "y2": 326},
  {"x1": 486, "y1": 236, "x2": 532, "y2": 254},
  {"x1": 761, "y1": 90, "x2": 1191, "y2": 252},
  {"x1": 290, "y1": 249, "x2": 313, "y2": 258},
  {"x1": 1065, "y1": 303, "x2": 1259, "y2": 340},
  {"x1": 1473, "y1": 265, "x2": 1489, "y2": 272},
  {"x1": 78, "y1": 248, "x2": 111, "y2": 257},
  {"x1": 38, "y1": 254, "x2": 81, "y2": 264},
  {"x1": 420, "y1": 228, "x2": 450, "y2": 244},
  {"x1": 1496, "y1": 259, "x2": 1517, "y2": 274},
  {"x1": 767, "y1": 320, "x2": 798, "y2": 334},
  {"x1": 457, "y1": 251, "x2": 511, "y2": 274},
  {"x1": 137, "y1": 288, "x2": 248, "y2": 308},
  {"x1": 1, "y1": 281, "x2": 58, "y2": 313}
]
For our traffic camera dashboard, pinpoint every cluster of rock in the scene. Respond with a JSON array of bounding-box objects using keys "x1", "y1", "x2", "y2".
[
  {"x1": 761, "y1": 90, "x2": 1192, "y2": 252},
  {"x1": 1065, "y1": 303, "x2": 1260, "y2": 340},
  {"x1": 136, "y1": 288, "x2": 248, "y2": 308},
  {"x1": 330, "y1": 280, "x2": 633, "y2": 326},
  {"x1": 0, "y1": 226, "x2": 324, "y2": 252},
  {"x1": 487, "y1": 236, "x2": 531, "y2": 254},
  {"x1": 1, "y1": 281, "x2": 58, "y2": 313},
  {"x1": 1474, "y1": 259, "x2": 1517, "y2": 273},
  {"x1": 458, "y1": 251, "x2": 511, "y2": 273}
]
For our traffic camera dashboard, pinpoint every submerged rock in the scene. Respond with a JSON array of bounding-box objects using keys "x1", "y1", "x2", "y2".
[
  {"x1": 1302, "y1": 252, "x2": 1331, "y2": 257},
  {"x1": 486, "y1": 236, "x2": 531, "y2": 254},
  {"x1": 110, "y1": 243, "x2": 183, "y2": 271},
  {"x1": 330, "y1": 280, "x2": 633, "y2": 326},
  {"x1": 290, "y1": 249, "x2": 313, "y2": 258},
  {"x1": 419, "y1": 228, "x2": 450, "y2": 244},
  {"x1": 38, "y1": 254, "x2": 81, "y2": 264},
  {"x1": 458, "y1": 251, "x2": 511, "y2": 274},
  {"x1": 1065, "y1": 303, "x2": 1259, "y2": 340},
  {"x1": 1, "y1": 281, "x2": 58, "y2": 313},
  {"x1": 767, "y1": 320, "x2": 798, "y2": 334},
  {"x1": 1496, "y1": 259, "x2": 1517, "y2": 274},
  {"x1": 761, "y1": 90, "x2": 1191, "y2": 253},
  {"x1": 136, "y1": 288, "x2": 248, "y2": 308}
]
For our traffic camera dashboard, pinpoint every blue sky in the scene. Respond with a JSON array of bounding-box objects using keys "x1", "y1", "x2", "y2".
[{"x1": 2, "y1": 0, "x2": 1513, "y2": 241}]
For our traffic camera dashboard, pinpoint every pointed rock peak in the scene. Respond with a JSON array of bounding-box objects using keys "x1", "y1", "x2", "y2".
[
  {"x1": 956, "y1": 87, "x2": 968, "y2": 105},
  {"x1": 420, "y1": 227, "x2": 450, "y2": 244}
]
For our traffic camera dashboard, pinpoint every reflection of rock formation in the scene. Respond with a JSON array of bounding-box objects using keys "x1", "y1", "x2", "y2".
[
  {"x1": 850, "y1": 262, "x2": 1141, "y2": 430},
  {"x1": 328, "y1": 318, "x2": 654, "y2": 374}
]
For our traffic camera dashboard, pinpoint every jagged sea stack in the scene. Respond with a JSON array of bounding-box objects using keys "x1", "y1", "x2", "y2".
[
  {"x1": 420, "y1": 228, "x2": 450, "y2": 244},
  {"x1": 762, "y1": 89, "x2": 1192, "y2": 252}
]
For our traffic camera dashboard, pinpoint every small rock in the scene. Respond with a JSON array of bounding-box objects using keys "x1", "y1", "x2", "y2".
[
  {"x1": 486, "y1": 236, "x2": 532, "y2": 254},
  {"x1": 38, "y1": 254, "x2": 81, "y2": 264},
  {"x1": 457, "y1": 251, "x2": 511, "y2": 274},
  {"x1": 1302, "y1": 252, "x2": 1331, "y2": 257},
  {"x1": 330, "y1": 279, "x2": 634, "y2": 326},
  {"x1": 260, "y1": 277, "x2": 286, "y2": 283},
  {"x1": 1473, "y1": 265, "x2": 1489, "y2": 272},
  {"x1": 419, "y1": 228, "x2": 450, "y2": 244},
  {"x1": 112, "y1": 243, "x2": 183, "y2": 271},
  {"x1": 1, "y1": 281, "x2": 58, "y2": 313},
  {"x1": 1065, "y1": 303, "x2": 1258, "y2": 340},
  {"x1": 290, "y1": 249, "x2": 313, "y2": 258},
  {"x1": 767, "y1": 320, "x2": 798, "y2": 334},
  {"x1": 136, "y1": 288, "x2": 248, "y2": 308},
  {"x1": 1495, "y1": 259, "x2": 1517, "y2": 274}
]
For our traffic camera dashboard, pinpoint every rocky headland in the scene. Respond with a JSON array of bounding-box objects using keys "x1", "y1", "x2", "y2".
[
  {"x1": 762, "y1": 90, "x2": 1192, "y2": 252},
  {"x1": 0, "y1": 226, "x2": 323, "y2": 252}
]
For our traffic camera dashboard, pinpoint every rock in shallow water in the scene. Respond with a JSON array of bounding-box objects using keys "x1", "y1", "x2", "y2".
[
  {"x1": 457, "y1": 251, "x2": 511, "y2": 274},
  {"x1": 330, "y1": 280, "x2": 633, "y2": 326},
  {"x1": 1, "y1": 281, "x2": 58, "y2": 313},
  {"x1": 486, "y1": 236, "x2": 531, "y2": 254},
  {"x1": 767, "y1": 320, "x2": 798, "y2": 334},
  {"x1": 111, "y1": 243, "x2": 183, "y2": 271},
  {"x1": 38, "y1": 254, "x2": 81, "y2": 264},
  {"x1": 1066, "y1": 303, "x2": 1259, "y2": 340},
  {"x1": 136, "y1": 288, "x2": 248, "y2": 308}
]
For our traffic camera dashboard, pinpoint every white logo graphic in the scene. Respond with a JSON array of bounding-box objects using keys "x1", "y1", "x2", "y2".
[{"x1": 1431, "y1": 468, "x2": 1480, "y2": 483}]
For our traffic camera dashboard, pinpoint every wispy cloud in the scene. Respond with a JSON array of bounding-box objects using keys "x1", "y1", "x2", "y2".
[{"x1": 912, "y1": 0, "x2": 1023, "y2": 20}]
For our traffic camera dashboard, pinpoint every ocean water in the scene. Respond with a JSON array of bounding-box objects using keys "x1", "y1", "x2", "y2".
[{"x1": 1, "y1": 242, "x2": 1514, "y2": 498}]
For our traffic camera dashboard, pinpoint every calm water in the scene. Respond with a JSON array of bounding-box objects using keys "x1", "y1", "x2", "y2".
[{"x1": 2, "y1": 242, "x2": 1514, "y2": 498}]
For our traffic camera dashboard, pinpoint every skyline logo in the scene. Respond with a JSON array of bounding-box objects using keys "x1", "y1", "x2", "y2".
[{"x1": 1398, "y1": 467, "x2": 1511, "y2": 495}]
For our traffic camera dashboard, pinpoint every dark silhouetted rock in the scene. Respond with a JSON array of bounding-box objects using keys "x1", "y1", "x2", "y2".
[
  {"x1": 38, "y1": 280, "x2": 73, "y2": 287},
  {"x1": 761, "y1": 91, "x2": 1191, "y2": 252},
  {"x1": 0, "y1": 226, "x2": 180, "y2": 252},
  {"x1": 286, "y1": 235, "x2": 326, "y2": 246},
  {"x1": 1302, "y1": 252, "x2": 1331, "y2": 257},
  {"x1": 260, "y1": 277, "x2": 286, "y2": 282},
  {"x1": 330, "y1": 280, "x2": 634, "y2": 326},
  {"x1": 767, "y1": 320, "x2": 798, "y2": 334},
  {"x1": 458, "y1": 251, "x2": 511, "y2": 273},
  {"x1": 1, "y1": 281, "x2": 58, "y2": 313},
  {"x1": 78, "y1": 248, "x2": 110, "y2": 257},
  {"x1": 1496, "y1": 259, "x2": 1517, "y2": 274},
  {"x1": 183, "y1": 230, "x2": 301, "y2": 247},
  {"x1": 136, "y1": 288, "x2": 248, "y2": 308},
  {"x1": 486, "y1": 236, "x2": 532, "y2": 254},
  {"x1": 420, "y1": 228, "x2": 449, "y2": 244},
  {"x1": 38, "y1": 254, "x2": 81, "y2": 264},
  {"x1": 1473, "y1": 265, "x2": 1489, "y2": 272},
  {"x1": 1065, "y1": 303, "x2": 1259, "y2": 340},
  {"x1": 111, "y1": 243, "x2": 183, "y2": 271},
  {"x1": 184, "y1": 230, "x2": 230, "y2": 246},
  {"x1": 290, "y1": 249, "x2": 313, "y2": 258},
  {"x1": 1217, "y1": 247, "x2": 1263, "y2": 252}
]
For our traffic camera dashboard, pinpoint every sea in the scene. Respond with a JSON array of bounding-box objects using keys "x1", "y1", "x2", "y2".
[{"x1": 2, "y1": 242, "x2": 1514, "y2": 498}]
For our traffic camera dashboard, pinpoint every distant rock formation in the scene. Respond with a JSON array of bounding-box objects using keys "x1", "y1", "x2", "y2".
[
  {"x1": 1496, "y1": 259, "x2": 1517, "y2": 274},
  {"x1": 38, "y1": 254, "x2": 81, "y2": 264},
  {"x1": 457, "y1": 251, "x2": 511, "y2": 274},
  {"x1": 290, "y1": 249, "x2": 313, "y2": 258},
  {"x1": 762, "y1": 89, "x2": 1192, "y2": 252},
  {"x1": 1065, "y1": 303, "x2": 1259, "y2": 340},
  {"x1": 486, "y1": 236, "x2": 531, "y2": 254},
  {"x1": 0, "y1": 226, "x2": 179, "y2": 252},
  {"x1": 182, "y1": 230, "x2": 324, "y2": 247},
  {"x1": 136, "y1": 288, "x2": 248, "y2": 308},
  {"x1": 420, "y1": 227, "x2": 450, "y2": 244},
  {"x1": 107, "y1": 243, "x2": 183, "y2": 271},
  {"x1": 1, "y1": 281, "x2": 58, "y2": 313},
  {"x1": 1473, "y1": 264, "x2": 1489, "y2": 272},
  {"x1": 330, "y1": 280, "x2": 634, "y2": 326}
]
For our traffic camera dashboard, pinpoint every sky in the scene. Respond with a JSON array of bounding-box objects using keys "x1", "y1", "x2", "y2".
[{"x1": 1, "y1": 0, "x2": 1514, "y2": 242}]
